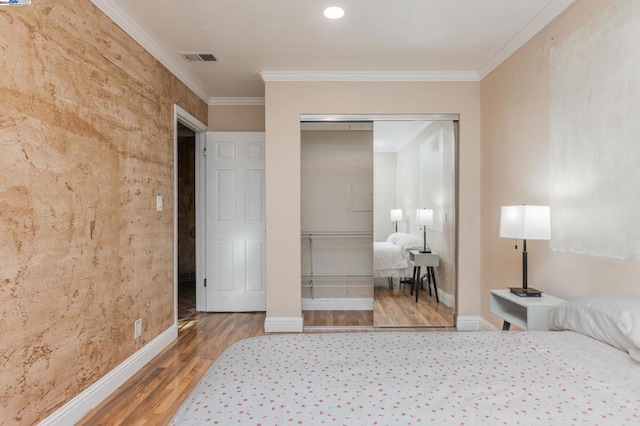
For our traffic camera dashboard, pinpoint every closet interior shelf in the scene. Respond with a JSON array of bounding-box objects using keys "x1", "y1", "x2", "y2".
[
  {"x1": 301, "y1": 231, "x2": 373, "y2": 238},
  {"x1": 301, "y1": 231, "x2": 373, "y2": 300}
]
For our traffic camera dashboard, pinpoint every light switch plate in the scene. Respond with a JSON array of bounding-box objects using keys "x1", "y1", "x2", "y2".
[
  {"x1": 134, "y1": 318, "x2": 142, "y2": 339},
  {"x1": 156, "y1": 195, "x2": 163, "y2": 211}
]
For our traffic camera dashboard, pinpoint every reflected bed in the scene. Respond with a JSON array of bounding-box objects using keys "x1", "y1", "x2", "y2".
[{"x1": 373, "y1": 233, "x2": 423, "y2": 278}]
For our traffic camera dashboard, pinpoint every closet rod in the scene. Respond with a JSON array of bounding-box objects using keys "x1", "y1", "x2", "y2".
[{"x1": 301, "y1": 231, "x2": 373, "y2": 238}]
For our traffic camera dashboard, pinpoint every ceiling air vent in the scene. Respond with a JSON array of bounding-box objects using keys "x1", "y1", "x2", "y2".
[{"x1": 182, "y1": 53, "x2": 217, "y2": 62}]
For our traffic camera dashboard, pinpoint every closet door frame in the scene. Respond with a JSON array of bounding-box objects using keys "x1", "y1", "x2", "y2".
[{"x1": 300, "y1": 113, "x2": 459, "y2": 327}]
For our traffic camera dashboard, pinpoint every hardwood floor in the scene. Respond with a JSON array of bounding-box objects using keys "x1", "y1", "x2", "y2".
[
  {"x1": 303, "y1": 310, "x2": 373, "y2": 327},
  {"x1": 81, "y1": 279, "x2": 453, "y2": 423},
  {"x1": 78, "y1": 312, "x2": 266, "y2": 425}
]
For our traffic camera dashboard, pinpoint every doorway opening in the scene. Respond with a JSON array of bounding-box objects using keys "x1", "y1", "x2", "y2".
[
  {"x1": 177, "y1": 122, "x2": 197, "y2": 321},
  {"x1": 173, "y1": 105, "x2": 207, "y2": 326}
]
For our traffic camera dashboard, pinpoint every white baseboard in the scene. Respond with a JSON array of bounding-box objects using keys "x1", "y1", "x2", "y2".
[
  {"x1": 479, "y1": 317, "x2": 499, "y2": 331},
  {"x1": 301, "y1": 298, "x2": 373, "y2": 311},
  {"x1": 436, "y1": 288, "x2": 454, "y2": 308},
  {"x1": 391, "y1": 282, "x2": 454, "y2": 308},
  {"x1": 456, "y1": 316, "x2": 479, "y2": 330},
  {"x1": 264, "y1": 316, "x2": 304, "y2": 332},
  {"x1": 456, "y1": 316, "x2": 499, "y2": 331},
  {"x1": 39, "y1": 324, "x2": 178, "y2": 426}
]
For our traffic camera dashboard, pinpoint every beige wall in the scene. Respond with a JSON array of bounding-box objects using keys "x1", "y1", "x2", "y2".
[
  {"x1": 0, "y1": 1, "x2": 207, "y2": 423},
  {"x1": 480, "y1": 0, "x2": 640, "y2": 327},
  {"x1": 264, "y1": 81, "x2": 481, "y2": 320},
  {"x1": 208, "y1": 105, "x2": 265, "y2": 131},
  {"x1": 301, "y1": 130, "x2": 373, "y2": 233}
]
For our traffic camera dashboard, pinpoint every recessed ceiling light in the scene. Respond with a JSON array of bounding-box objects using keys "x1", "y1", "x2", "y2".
[{"x1": 323, "y1": 6, "x2": 345, "y2": 20}]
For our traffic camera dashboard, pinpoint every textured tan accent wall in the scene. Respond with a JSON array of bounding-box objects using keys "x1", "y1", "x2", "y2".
[
  {"x1": 0, "y1": 1, "x2": 207, "y2": 423},
  {"x1": 479, "y1": 0, "x2": 640, "y2": 327}
]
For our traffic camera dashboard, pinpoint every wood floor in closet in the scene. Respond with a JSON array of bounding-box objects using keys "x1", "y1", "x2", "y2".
[{"x1": 303, "y1": 285, "x2": 454, "y2": 328}]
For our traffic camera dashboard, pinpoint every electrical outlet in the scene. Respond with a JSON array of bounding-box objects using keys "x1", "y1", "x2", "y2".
[{"x1": 134, "y1": 318, "x2": 142, "y2": 339}]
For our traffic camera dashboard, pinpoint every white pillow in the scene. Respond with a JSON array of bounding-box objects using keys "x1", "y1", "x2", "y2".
[
  {"x1": 547, "y1": 294, "x2": 640, "y2": 361},
  {"x1": 386, "y1": 233, "x2": 423, "y2": 251}
]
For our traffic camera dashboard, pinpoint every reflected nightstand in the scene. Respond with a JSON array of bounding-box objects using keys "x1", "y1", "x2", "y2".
[{"x1": 409, "y1": 250, "x2": 439, "y2": 303}]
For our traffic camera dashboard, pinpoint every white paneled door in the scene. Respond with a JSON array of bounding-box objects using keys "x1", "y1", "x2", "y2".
[{"x1": 204, "y1": 132, "x2": 266, "y2": 311}]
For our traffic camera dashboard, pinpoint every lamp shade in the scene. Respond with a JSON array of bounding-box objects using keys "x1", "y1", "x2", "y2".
[
  {"x1": 499, "y1": 205, "x2": 550, "y2": 240},
  {"x1": 416, "y1": 208, "x2": 434, "y2": 226},
  {"x1": 390, "y1": 209, "x2": 403, "y2": 222}
]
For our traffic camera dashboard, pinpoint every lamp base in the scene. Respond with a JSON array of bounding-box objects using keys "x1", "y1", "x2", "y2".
[
  {"x1": 419, "y1": 250, "x2": 431, "y2": 254},
  {"x1": 509, "y1": 287, "x2": 542, "y2": 297}
]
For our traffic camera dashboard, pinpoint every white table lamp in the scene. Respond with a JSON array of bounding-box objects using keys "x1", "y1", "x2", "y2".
[{"x1": 499, "y1": 205, "x2": 550, "y2": 297}]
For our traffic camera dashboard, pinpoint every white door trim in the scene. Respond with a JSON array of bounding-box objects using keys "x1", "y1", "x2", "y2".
[
  {"x1": 174, "y1": 105, "x2": 208, "y2": 324},
  {"x1": 194, "y1": 128, "x2": 207, "y2": 312}
]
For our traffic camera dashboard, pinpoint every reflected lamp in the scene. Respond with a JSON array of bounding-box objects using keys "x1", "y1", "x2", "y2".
[
  {"x1": 416, "y1": 208, "x2": 434, "y2": 253},
  {"x1": 390, "y1": 209, "x2": 403, "y2": 232}
]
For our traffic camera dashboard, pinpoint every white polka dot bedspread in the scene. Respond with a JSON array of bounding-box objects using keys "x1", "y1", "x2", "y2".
[{"x1": 171, "y1": 331, "x2": 640, "y2": 425}]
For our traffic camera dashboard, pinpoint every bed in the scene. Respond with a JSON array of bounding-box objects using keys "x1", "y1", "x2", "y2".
[
  {"x1": 171, "y1": 295, "x2": 640, "y2": 425},
  {"x1": 373, "y1": 232, "x2": 424, "y2": 278}
]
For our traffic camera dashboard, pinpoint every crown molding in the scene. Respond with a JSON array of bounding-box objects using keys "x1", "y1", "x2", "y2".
[
  {"x1": 478, "y1": 0, "x2": 576, "y2": 79},
  {"x1": 91, "y1": 0, "x2": 573, "y2": 96},
  {"x1": 209, "y1": 97, "x2": 265, "y2": 106},
  {"x1": 90, "y1": 0, "x2": 209, "y2": 103},
  {"x1": 260, "y1": 70, "x2": 479, "y2": 82}
]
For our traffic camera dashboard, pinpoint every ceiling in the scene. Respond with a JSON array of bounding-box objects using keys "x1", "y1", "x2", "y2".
[{"x1": 92, "y1": 0, "x2": 574, "y2": 103}]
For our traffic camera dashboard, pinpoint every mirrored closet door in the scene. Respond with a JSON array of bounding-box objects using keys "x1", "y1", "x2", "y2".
[
  {"x1": 300, "y1": 115, "x2": 457, "y2": 329},
  {"x1": 372, "y1": 119, "x2": 457, "y2": 327}
]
